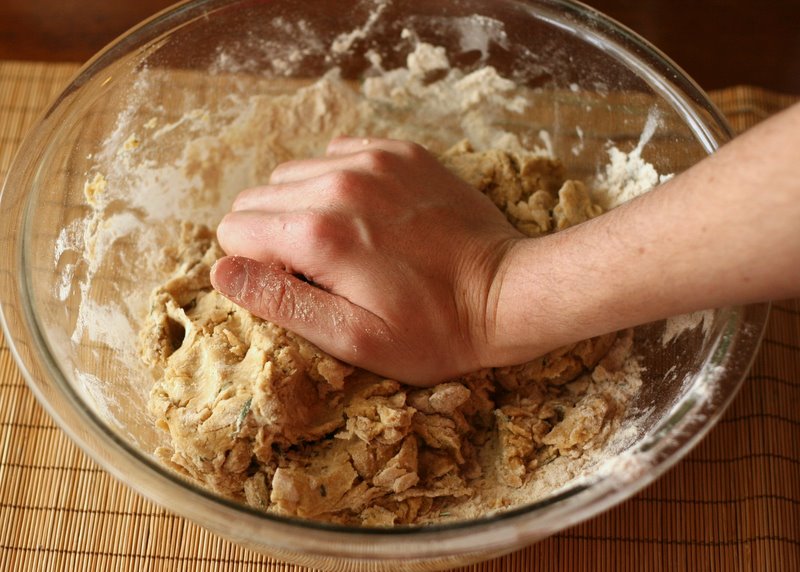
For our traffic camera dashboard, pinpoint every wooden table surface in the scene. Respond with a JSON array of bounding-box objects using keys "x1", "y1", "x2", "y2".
[{"x1": 1, "y1": 0, "x2": 799, "y2": 94}]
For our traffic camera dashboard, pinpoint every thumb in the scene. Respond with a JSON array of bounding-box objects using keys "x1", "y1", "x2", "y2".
[
  {"x1": 210, "y1": 256, "x2": 388, "y2": 365},
  {"x1": 211, "y1": 256, "x2": 311, "y2": 325}
]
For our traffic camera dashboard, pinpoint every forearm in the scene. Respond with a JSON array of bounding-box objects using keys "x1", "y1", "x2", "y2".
[{"x1": 487, "y1": 102, "x2": 800, "y2": 366}]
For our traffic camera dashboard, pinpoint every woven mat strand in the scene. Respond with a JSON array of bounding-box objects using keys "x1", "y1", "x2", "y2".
[{"x1": 1, "y1": 61, "x2": 798, "y2": 571}]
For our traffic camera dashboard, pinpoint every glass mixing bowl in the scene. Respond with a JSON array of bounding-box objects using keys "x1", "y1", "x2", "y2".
[{"x1": 0, "y1": 0, "x2": 768, "y2": 569}]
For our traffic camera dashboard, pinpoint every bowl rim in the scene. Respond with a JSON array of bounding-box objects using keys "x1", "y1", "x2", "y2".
[{"x1": 0, "y1": 0, "x2": 770, "y2": 560}]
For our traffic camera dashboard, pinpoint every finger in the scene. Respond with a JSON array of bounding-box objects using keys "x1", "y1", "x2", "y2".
[
  {"x1": 268, "y1": 155, "x2": 361, "y2": 185},
  {"x1": 217, "y1": 208, "x2": 353, "y2": 282},
  {"x1": 234, "y1": 162, "x2": 381, "y2": 214},
  {"x1": 216, "y1": 210, "x2": 310, "y2": 271},
  {"x1": 326, "y1": 136, "x2": 426, "y2": 158},
  {"x1": 234, "y1": 166, "x2": 372, "y2": 213},
  {"x1": 232, "y1": 177, "x2": 328, "y2": 213},
  {"x1": 258, "y1": 139, "x2": 412, "y2": 196},
  {"x1": 211, "y1": 256, "x2": 391, "y2": 367}
]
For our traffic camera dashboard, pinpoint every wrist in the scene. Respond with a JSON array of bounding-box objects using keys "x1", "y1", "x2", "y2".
[
  {"x1": 477, "y1": 235, "x2": 564, "y2": 368},
  {"x1": 476, "y1": 222, "x2": 628, "y2": 369}
]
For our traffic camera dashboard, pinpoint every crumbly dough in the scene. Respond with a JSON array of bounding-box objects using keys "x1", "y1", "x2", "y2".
[{"x1": 139, "y1": 143, "x2": 638, "y2": 526}]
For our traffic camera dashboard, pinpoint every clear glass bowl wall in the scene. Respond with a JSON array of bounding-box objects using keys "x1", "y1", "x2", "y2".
[{"x1": 0, "y1": 0, "x2": 767, "y2": 570}]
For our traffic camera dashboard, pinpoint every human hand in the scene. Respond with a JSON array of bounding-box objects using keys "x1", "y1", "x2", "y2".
[{"x1": 211, "y1": 137, "x2": 523, "y2": 386}]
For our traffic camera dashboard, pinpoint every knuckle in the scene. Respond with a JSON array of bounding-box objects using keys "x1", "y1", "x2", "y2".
[
  {"x1": 358, "y1": 148, "x2": 396, "y2": 173},
  {"x1": 301, "y1": 211, "x2": 351, "y2": 258},
  {"x1": 323, "y1": 169, "x2": 366, "y2": 202},
  {"x1": 302, "y1": 211, "x2": 336, "y2": 244}
]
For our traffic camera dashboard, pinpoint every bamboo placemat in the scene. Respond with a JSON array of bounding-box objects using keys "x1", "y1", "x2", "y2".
[{"x1": 1, "y1": 60, "x2": 798, "y2": 571}]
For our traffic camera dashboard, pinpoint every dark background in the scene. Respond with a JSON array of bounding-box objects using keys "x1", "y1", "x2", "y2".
[{"x1": 1, "y1": 0, "x2": 798, "y2": 94}]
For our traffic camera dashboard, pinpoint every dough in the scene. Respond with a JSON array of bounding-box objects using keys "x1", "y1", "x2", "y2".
[{"x1": 139, "y1": 143, "x2": 639, "y2": 525}]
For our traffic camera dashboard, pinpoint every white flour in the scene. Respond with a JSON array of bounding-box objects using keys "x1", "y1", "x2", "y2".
[
  {"x1": 594, "y1": 109, "x2": 674, "y2": 209},
  {"x1": 662, "y1": 309, "x2": 715, "y2": 346}
]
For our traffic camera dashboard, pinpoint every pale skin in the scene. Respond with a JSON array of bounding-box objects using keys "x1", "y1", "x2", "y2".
[{"x1": 212, "y1": 102, "x2": 800, "y2": 387}]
